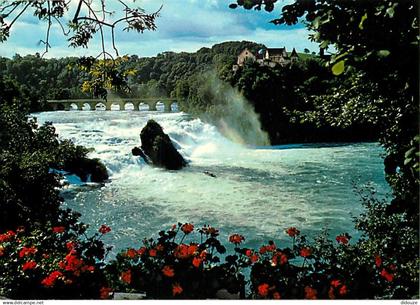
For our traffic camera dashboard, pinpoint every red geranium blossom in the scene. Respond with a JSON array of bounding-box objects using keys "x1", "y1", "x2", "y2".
[
  {"x1": 375, "y1": 255, "x2": 382, "y2": 267},
  {"x1": 174, "y1": 244, "x2": 198, "y2": 259},
  {"x1": 52, "y1": 226, "x2": 65, "y2": 233},
  {"x1": 98, "y1": 225, "x2": 111, "y2": 234},
  {"x1": 192, "y1": 257, "x2": 202, "y2": 268},
  {"x1": 336, "y1": 234, "x2": 350, "y2": 245},
  {"x1": 137, "y1": 247, "x2": 146, "y2": 256},
  {"x1": 172, "y1": 283, "x2": 183, "y2": 296},
  {"x1": 300, "y1": 247, "x2": 312, "y2": 258},
  {"x1": 66, "y1": 241, "x2": 76, "y2": 251},
  {"x1": 229, "y1": 234, "x2": 245, "y2": 245},
  {"x1": 380, "y1": 268, "x2": 394, "y2": 282},
  {"x1": 331, "y1": 279, "x2": 341, "y2": 288},
  {"x1": 271, "y1": 251, "x2": 288, "y2": 266},
  {"x1": 121, "y1": 270, "x2": 132, "y2": 284},
  {"x1": 41, "y1": 271, "x2": 63, "y2": 287},
  {"x1": 285, "y1": 227, "x2": 300, "y2": 237},
  {"x1": 181, "y1": 223, "x2": 194, "y2": 234},
  {"x1": 22, "y1": 261, "x2": 37, "y2": 271},
  {"x1": 0, "y1": 230, "x2": 16, "y2": 243},
  {"x1": 339, "y1": 285, "x2": 348, "y2": 296},
  {"x1": 100, "y1": 287, "x2": 113, "y2": 299},
  {"x1": 259, "y1": 243, "x2": 276, "y2": 254},
  {"x1": 162, "y1": 265, "x2": 175, "y2": 277},
  {"x1": 304, "y1": 286, "x2": 317, "y2": 299},
  {"x1": 257, "y1": 283, "x2": 270, "y2": 297},
  {"x1": 273, "y1": 292, "x2": 281, "y2": 299},
  {"x1": 149, "y1": 249, "x2": 157, "y2": 257},
  {"x1": 19, "y1": 246, "x2": 37, "y2": 258},
  {"x1": 125, "y1": 248, "x2": 137, "y2": 258}
]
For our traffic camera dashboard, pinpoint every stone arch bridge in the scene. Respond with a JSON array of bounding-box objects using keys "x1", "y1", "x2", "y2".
[{"x1": 47, "y1": 98, "x2": 178, "y2": 112}]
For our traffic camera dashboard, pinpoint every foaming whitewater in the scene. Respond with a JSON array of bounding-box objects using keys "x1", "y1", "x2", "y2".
[{"x1": 35, "y1": 110, "x2": 390, "y2": 253}]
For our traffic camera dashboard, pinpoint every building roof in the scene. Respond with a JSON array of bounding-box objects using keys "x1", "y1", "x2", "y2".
[
  {"x1": 290, "y1": 48, "x2": 299, "y2": 57},
  {"x1": 266, "y1": 47, "x2": 288, "y2": 57}
]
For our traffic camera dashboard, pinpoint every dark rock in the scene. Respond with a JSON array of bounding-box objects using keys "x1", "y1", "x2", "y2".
[
  {"x1": 204, "y1": 171, "x2": 217, "y2": 178},
  {"x1": 139, "y1": 120, "x2": 186, "y2": 170},
  {"x1": 132, "y1": 146, "x2": 150, "y2": 164},
  {"x1": 64, "y1": 157, "x2": 109, "y2": 183}
]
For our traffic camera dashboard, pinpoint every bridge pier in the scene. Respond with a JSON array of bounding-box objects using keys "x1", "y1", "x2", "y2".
[{"x1": 149, "y1": 101, "x2": 157, "y2": 111}]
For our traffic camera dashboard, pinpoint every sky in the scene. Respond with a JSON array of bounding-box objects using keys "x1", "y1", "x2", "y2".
[{"x1": 0, "y1": 0, "x2": 318, "y2": 58}]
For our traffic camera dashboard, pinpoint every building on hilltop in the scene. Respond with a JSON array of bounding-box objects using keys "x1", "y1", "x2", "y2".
[{"x1": 233, "y1": 46, "x2": 299, "y2": 71}]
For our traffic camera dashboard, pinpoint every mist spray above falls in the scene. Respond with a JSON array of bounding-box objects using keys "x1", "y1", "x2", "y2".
[{"x1": 199, "y1": 72, "x2": 270, "y2": 146}]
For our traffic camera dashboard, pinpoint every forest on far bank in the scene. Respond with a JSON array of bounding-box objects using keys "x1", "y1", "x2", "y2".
[{"x1": 0, "y1": 40, "x2": 381, "y2": 144}]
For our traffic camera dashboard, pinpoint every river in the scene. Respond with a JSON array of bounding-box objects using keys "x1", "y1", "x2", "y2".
[{"x1": 35, "y1": 110, "x2": 390, "y2": 254}]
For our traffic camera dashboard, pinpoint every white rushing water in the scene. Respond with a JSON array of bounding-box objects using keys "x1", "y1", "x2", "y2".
[{"x1": 35, "y1": 110, "x2": 390, "y2": 253}]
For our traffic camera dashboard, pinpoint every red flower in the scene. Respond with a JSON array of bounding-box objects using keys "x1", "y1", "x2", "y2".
[
  {"x1": 380, "y1": 268, "x2": 394, "y2": 282},
  {"x1": 201, "y1": 225, "x2": 219, "y2": 236},
  {"x1": 19, "y1": 246, "x2": 37, "y2": 258},
  {"x1": 52, "y1": 226, "x2": 65, "y2": 233},
  {"x1": 229, "y1": 234, "x2": 245, "y2": 245},
  {"x1": 66, "y1": 242, "x2": 75, "y2": 251},
  {"x1": 259, "y1": 243, "x2": 276, "y2": 254},
  {"x1": 41, "y1": 271, "x2": 63, "y2": 287},
  {"x1": 304, "y1": 286, "x2": 317, "y2": 299},
  {"x1": 98, "y1": 225, "x2": 111, "y2": 234},
  {"x1": 250, "y1": 254, "x2": 259, "y2": 263},
  {"x1": 121, "y1": 270, "x2": 132, "y2": 284},
  {"x1": 330, "y1": 279, "x2": 341, "y2": 288},
  {"x1": 285, "y1": 227, "x2": 300, "y2": 237},
  {"x1": 125, "y1": 248, "x2": 137, "y2": 258},
  {"x1": 174, "y1": 244, "x2": 197, "y2": 259},
  {"x1": 300, "y1": 247, "x2": 312, "y2": 258},
  {"x1": 162, "y1": 265, "x2": 175, "y2": 277},
  {"x1": 172, "y1": 283, "x2": 183, "y2": 296},
  {"x1": 0, "y1": 231, "x2": 15, "y2": 243},
  {"x1": 257, "y1": 283, "x2": 270, "y2": 297},
  {"x1": 271, "y1": 251, "x2": 288, "y2": 266},
  {"x1": 192, "y1": 257, "x2": 202, "y2": 268},
  {"x1": 336, "y1": 234, "x2": 350, "y2": 245},
  {"x1": 374, "y1": 255, "x2": 382, "y2": 267},
  {"x1": 339, "y1": 285, "x2": 348, "y2": 296},
  {"x1": 22, "y1": 261, "x2": 37, "y2": 271},
  {"x1": 273, "y1": 292, "x2": 281, "y2": 299},
  {"x1": 328, "y1": 287, "x2": 335, "y2": 299},
  {"x1": 100, "y1": 287, "x2": 113, "y2": 299},
  {"x1": 171, "y1": 224, "x2": 177, "y2": 231},
  {"x1": 16, "y1": 226, "x2": 25, "y2": 233},
  {"x1": 0, "y1": 245, "x2": 4, "y2": 257},
  {"x1": 181, "y1": 223, "x2": 194, "y2": 234},
  {"x1": 149, "y1": 249, "x2": 157, "y2": 257},
  {"x1": 245, "y1": 249, "x2": 252, "y2": 257},
  {"x1": 137, "y1": 247, "x2": 146, "y2": 256}
]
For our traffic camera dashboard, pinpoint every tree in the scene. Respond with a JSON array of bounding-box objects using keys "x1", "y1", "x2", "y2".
[
  {"x1": 0, "y1": 1, "x2": 159, "y2": 57},
  {"x1": 304, "y1": 48, "x2": 310, "y2": 54}
]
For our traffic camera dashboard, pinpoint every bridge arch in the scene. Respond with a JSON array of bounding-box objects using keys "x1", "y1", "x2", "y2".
[
  {"x1": 82, "y1": 103, "x2": 91, "y2": 111},
  {"x1": 156, "y1": 101, "x2": 164, "y2": 112},
  {"x1": 139, "y1": 102, "x2": 150, "y2": 111},
  {"x1": 69, "y1": 103, "x2": 78, "y2": 110},
  {"x1": 95, "y1": 102, "x2": 106, "y2": 111},
  {"x1": 124, "y1": 102, "x2": 135, "y2": 111},
  {"x1": 171, "y1": 101, "x2": 178, "y2": 112}
]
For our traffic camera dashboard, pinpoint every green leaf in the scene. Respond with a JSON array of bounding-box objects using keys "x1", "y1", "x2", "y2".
[
  {"x1": 331, "y1": 60, "x2": 345, "y2": 76},
  {"x1": 377, "y1": 50, "x2": 391, "y2": 57},
  {"x1": 385, "y1": 7, "x2": 394, "y2": 18},
  {"x1": 359, "y1": 13, "x2": 368, "y2": 30}
]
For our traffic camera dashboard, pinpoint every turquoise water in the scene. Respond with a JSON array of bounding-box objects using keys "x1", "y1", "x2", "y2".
[{"x1": 35, "y1": 111, "x2": 390, "y2": 254}]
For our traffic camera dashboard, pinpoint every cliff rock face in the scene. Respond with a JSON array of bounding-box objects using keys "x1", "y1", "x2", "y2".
[{"x1": 134, "y1": 120, "x2": 187, "y2": 170}]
